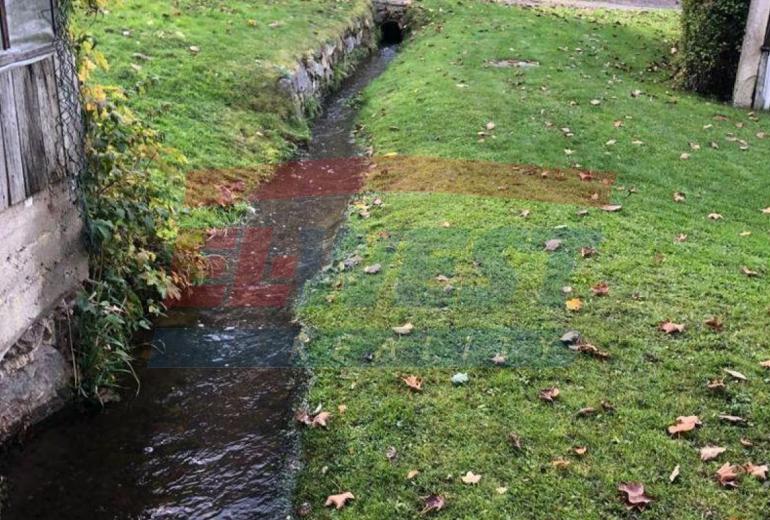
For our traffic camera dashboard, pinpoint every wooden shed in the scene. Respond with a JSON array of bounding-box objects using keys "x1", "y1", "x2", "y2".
[{"x1": 0, "y1": 0, "x2": 87, "y2": 365}]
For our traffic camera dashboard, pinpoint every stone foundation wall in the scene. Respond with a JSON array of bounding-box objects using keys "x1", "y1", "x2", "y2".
[
  {"x1": 0, "y1": 181, "x2": 86, "y2": 443},
  {"x1": 278, "y1": 11, "x2": 378, "y2": 115}
]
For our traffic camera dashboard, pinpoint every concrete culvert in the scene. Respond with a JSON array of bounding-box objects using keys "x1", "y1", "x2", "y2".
[{"x1": 380, "y1": 21, "x2": 403, "y2": 45}]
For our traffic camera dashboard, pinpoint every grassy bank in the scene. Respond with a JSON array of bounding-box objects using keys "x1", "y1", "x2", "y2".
[
  {"x1": 295, "y1": 2, "x2": 770, "y2": 518},
  {"x1": 84, "y1": 0, "x2": 371, "y2": 226}
]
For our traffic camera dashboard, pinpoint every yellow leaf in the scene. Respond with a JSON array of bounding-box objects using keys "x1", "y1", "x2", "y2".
[{"x1": 566, "y1": 298, "x2": 583, "y2": 312}]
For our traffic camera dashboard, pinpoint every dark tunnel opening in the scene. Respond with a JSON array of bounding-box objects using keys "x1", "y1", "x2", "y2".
[{"x1": 380, "y1": 21, "x2": 403, "y2": 45}]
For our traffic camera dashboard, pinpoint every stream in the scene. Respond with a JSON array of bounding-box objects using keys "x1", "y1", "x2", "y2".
[{"x1": 0, "y1": 44, "x2": 398, "y2": 520}]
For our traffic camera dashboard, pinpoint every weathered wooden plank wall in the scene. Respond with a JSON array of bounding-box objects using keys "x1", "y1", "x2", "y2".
[{"x1": 0, "y1": 53, "x2": 66, "y2": 207}]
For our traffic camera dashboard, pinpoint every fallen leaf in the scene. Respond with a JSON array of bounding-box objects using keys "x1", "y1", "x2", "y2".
[
  {"x1": 338, "y1": 404, "x2": 347, "y2": 414},
  {"x1": 451, "y1": 372, "x2": 469, "y2": 385},
  {"x1": 188, "y1": 45, "x2": 200, "y2": 54},
  {"x1": 715, "y1": 463, "x2": 740, "y2": 488},
  {"x1": 508, "y1": 432, "x2": 524, "y2": 450},
  {"x1": 704, "y1": 317, "x2": 723, "y2": 331},
  {"x1": 723, "y1": 368, "x2": 747, "y2": 381},
  {"x1": 490, "y1": 353, "x2": 507, "y2": 366},
  {"x1": 740, "y1": 438, "x2": 754, "y2": 448},
  {"x1": 406, "y1": 469, "x2": 420, "y2": 480},
  {"x1": 401, "y1": 375, "x2": 423, "y2": 392},
  {"x1": 600, "y1": 204, "x2": 623, "y2": 212},
  {"x1": 760, "y1": 360, "x2": 770, "y2": 369},
  {"x1": 420, "y1": 494, "x2": 445, "y2": 515},
  {"x1": 572, "y1": 342, "x2": 611, "y2": 360},
  {"x1": 669, "y1": 465, "x2": 681, "y2": 483},
  {"x1": 707, "y1": 379, "x2": 726, "y2": 391},
  {"x1": 680, "y1": 152, "x2": 690, "y2": 160},
  {"x1": 539, "y1": 387, "x2": 560, "y2": 402},
  {"x1": 364, "y1": 264, "x2": 382, "y2": 274},
  {"x1": 762, "y1": 207, "x2": 770, "y2": 214},
  {"x1": 312, "y1": 411, "x2": 331, "y2": 428},
  {"x1": 700, "y1": 446, "x2": 727, "y2": 462},
  {"x1": 591, "y1": 282, "x2": 609, "y2": 296},
  {"x1": 744, "y1": 463, "x2": 768, "y2": 481},
  {"x1": 590, "y1": 99, "x2": 602, "y2": 106},
  {"x1": 741, "y1": 266, "x2": 760, "y2": 277},
  {"x1": 560, "y1": 330, "x2": 581, "y2": 345},
  {"x1": 618, "y1": 482, "x2": 653, "y2": 511},
  {"x1": 576, "y1": 407, "x2": 597, "y2": 417},
  {"x1": 707, "y1": 213, "x2": 723, "y2": 220},
  {"x1": 496, "y1": 486, "x2": 508, "y2": 494},
  {"x1": 325, "y1": 491, "x2": 355, "y2": 509},
  {"x1": 659, "y1": 321, "x2": 685, "y2": 334},
  {"x1": 393, "y1": 323, "x2": 415, "y2": 335},
  {"x1": 544, "y1": 239, "x2": 562, "y2": 252},
  {"x1": 673, "y1": 192, "x2": 686, "y2": 202},
  {"x1": 718, "y1": 414, "x2": 747, "y2": 426},
  {"x1": 461, "y1": 471, "x2": 482, "y2": 484},
  {"x1": 386, "y1": 446, "x2": 398, "y2": 462},
  {"x1": 580, "y1": 246, "x2": 598, "y2": 258},
  {"x1": 551, "y1": 458, "x2": 571, "y2": 469},
  {"x1": 566, "y1": 298, "x2": 583, "y2": 312},
  {"x1": 675, "y1": 233, "x2": 688, "y2": 243},
  {"x1": 573, "y1": 446, "x2": 588, "y2": 456},
  {"x1": 667, "y1": 415, "x2": 702, "y2": 436}
]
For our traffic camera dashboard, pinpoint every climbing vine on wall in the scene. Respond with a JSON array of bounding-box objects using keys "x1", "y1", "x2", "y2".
[{"x1": 63, "y1": 0, "x2": 204, "y2": 400}]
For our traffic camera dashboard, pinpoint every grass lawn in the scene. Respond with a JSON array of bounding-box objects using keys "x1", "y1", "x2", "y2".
[{"x1": 294, "y1": 2, "x2": 770, "y2": 518}]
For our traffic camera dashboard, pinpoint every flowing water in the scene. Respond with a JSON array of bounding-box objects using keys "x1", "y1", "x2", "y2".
[{"x1": 0, "y1": 44, "x2": 398, "y2": 520}]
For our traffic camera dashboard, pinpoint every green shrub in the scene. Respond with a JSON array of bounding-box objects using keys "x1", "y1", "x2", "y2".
[{"x1": 677, "y1": 0, "x2": 751, "y2": 99}]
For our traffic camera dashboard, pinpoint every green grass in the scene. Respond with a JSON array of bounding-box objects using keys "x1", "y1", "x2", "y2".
[
  {"x1": 294, "y1": 2, "x2": 770, "y2": 518},
  {"x1": 86, "y1": 0, "x2": 371, "y2": 169}
]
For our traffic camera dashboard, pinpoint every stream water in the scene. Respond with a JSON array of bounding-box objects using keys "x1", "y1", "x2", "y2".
[{"x1": 0, "y1": 44, "x2": 398, "y2": 520}]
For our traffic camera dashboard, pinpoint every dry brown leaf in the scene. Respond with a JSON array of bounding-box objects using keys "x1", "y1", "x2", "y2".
[
  {"x1": 401, "y1": 375, "x2": 423, "y2": 392},
  {"x1": 566, "y1": 298, "x2": 583, "y2": 312},
  {"x1": 601, "y1": 204, "x2": 623, "y2": 212},
  {"x1": 460, "y1": 471, "x2": 481, "y2": 484},
  {"x1": 708, "y1": 213, "x2": 723, "y2": 220},
  {"x1": 700, "y1": 446, "x2": 727, "y2": 462},
  {"x1": 760, "y1": 360, "x2": 770, "y2": 369},
  {"x1": 659, "y1": 321, "x2": 685, "y2": 334},
  {"x1": 420, "y1": 494, "x2": 445, "y2": 515},
  {"x1": 393, "y1": 322, "x2": 415, "y2": 335},
  {"x1": 740, "y1": 437, "x2": 754, "y2": 448},
  {"x1": 325, "y1": 491, "x2": 355, "y2": 509},
  {"x1": 618, "y1": 482, "x2": 653, "y2": 511},
  {"x1": 312, "y1": 411, "x2": 331, "y2": 428},
  {"x1": 707, "y1": 379, "x2": 726, "y2": 391},
  {"x1": 539, "y1": 387, "x2": 560, "y2": 402},
  {"x1": 364, "y1": 264, "x2": 382, "y2": 274},
  {"x1": 675, "y1": 233, "x2": 688, "y2": 243},
  {"x1": 744, "y1": 463, "x2": 768, "y2": 481},
  {"x1": 673, "y1": 192, "x2": 686, "y2": 202},
  {"x1": 406, "y1": 469, "x2": 420, "y2": 480},
  {"x1": 741, "y1": 266, "x2": 760, "y2": 277},
  {"x1": 338, "y1": 404, "x2": 348, "y2": 414},
  {"x1": 551, "y1": 458, "x2": 571, "y2": 470},
  {"x1": 718, "y1": 414, "x2": 747, "y2": 426},
  {"x1": 591, "y1": 282, "x2": 609, "y2": 296},
  {"x1": 580, "y1": 246, "x2": 598, "y2": 258},
  {"x1": 572, "y1": 342, "x2": 611, "y2": 360},
  {"x1": 508, "y1": 432, "x2": 524, "y2": 450},
  {"x1": 704, "y1": 317, "x2": 723, "y2": 331},
  {"x1": 669, "y1": 465, "x2": 681, "y2": 483},
  {"x1": 667, "y1": 415, "x2": 702, "y2": 436},
  {"x1": 723, "y1": 368, "x2": 747, "y2": 381},
  {"x1": 574, "y1": 446, "x2": 588, "y2": 456},
  {"x1": 490, "y1": 353, "x2": 507, "y2": 366},
  {"x1": 715, "y1": 463, "x2": 741, "y2": 488},
  {"x1": 577, "y1": 407, "x2": 597, "y2": 417}
]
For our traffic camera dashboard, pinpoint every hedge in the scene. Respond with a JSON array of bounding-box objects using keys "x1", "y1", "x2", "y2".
[{"x1": 677, "y1": 0, "x2": 751, "y2": 100}]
